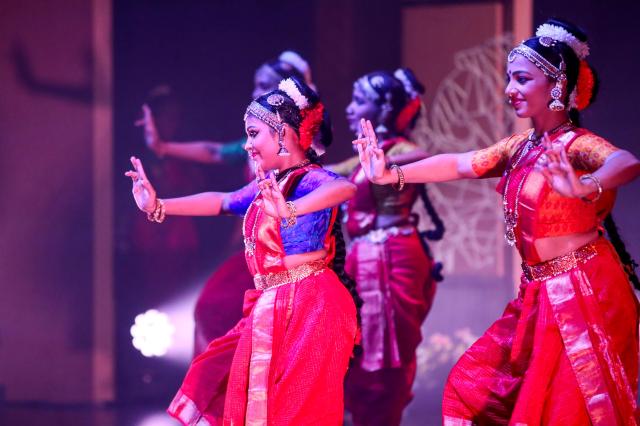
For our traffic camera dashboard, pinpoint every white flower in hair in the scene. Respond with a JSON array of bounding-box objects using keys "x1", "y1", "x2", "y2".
[
  {"x1": 536, "y1": 23, "x2": 590, "y2": 59},
  {"x1": 278, "y1": 78, "x2": 310, "y2": 110}
]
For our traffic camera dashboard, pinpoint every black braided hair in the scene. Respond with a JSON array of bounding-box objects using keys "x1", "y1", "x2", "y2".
[
  {"x1": 331, "y1": 207, "x2": 363, "y2": 322},
  {"x1": 416, "y1": 184, "x2": 445, "y2": 282},
  {"x1": 603, "y1": 214, "x2": 640, "y2": 290},
  {"x1": 356, "y1": 70, "x2": 408, "y2": 135},
  {"x1": 253, "y1": 76, "x2": 332, "y2": 151},
  {"x1": 331, "y1": 205, "x2": 363, "y2": 358}
]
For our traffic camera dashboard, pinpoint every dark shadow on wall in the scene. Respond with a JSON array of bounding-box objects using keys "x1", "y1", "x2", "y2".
[{"x1": 10, "y1": 42, "x2": 93, "y2": 104}]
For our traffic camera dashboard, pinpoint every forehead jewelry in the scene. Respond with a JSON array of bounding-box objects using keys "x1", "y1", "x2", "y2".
[
  {"x1": 508, "y1": 43, "x2": 567, "y2": 112},
  {"x1": 245, "y1": 98, "x2": 289, "y2": 156}
]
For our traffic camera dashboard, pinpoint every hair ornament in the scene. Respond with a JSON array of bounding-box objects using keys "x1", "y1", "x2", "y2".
[
  {"x1": 508, "y1": 44, "x2": 564, "y2": 79},
  {"x1": 569, "y1": 60, "x2": 596, "y2": 111},
  {"x1": 394, "y1": 69, "x2": 419, "y2": 99},
  {"x1": 278, "y1": 78, "x2": 309, "y2": 110},
  {"x1": 298, "y1": 102, "x2": 325, "y2": 151},
  {"x1": 266, "y1": 93, "x2": 285, "y2": 107},
  {"x1": 370, "y1": 75, "x2": 385, "y2": 89},
  {"x1": 355, "y1": 76, "x2": 380, "y2": 102},
  {"x1": 536, "y1": 23, "x2": 590, "y2": 60},
  {"x1": 244, "y1": 100, "x2": 289, "y2": 156},
  {"x1": 395, "y1": 97, "x2": 422, "y2": 134}
]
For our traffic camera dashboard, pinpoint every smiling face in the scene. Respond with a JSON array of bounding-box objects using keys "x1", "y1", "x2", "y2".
[
  {"x1": 345, "y1": 84, "x2": 381, "y2": 136},
  {"x1": 505, "y1": 55, "x2": 558, "y2": 118},
  {"x1": 243, "y1": 115, "x2": 281, "y2": 171}
]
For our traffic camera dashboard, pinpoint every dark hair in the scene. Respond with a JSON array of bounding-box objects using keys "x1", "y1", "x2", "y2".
[
  {"x1": 394, "y1": 67, "x2": 427, "y2": 133},
  {"x1": 603, "y1": 214, "x2": 640, "y2": 291},
  {"x1": 253, "y1": 76, "x2": 332, "y2": 154},
  {"x1": 522, "y1": 18, "x2": 599, "y2": 125},
  {"x1": 416, "y1": 184, "x2": 445, "y2": 282},
  {"x1": 265, "y1": 58, "x2": 306, "y2": 83},
  {"x1": 331, "y1": 207, "x2": 363, "y2": 348},
  {"x1": 395, "y1": 67, "x2": 425, "y2": 97},
  {"x1": 357, "y1": 71, "x2": 410, "y2": 134}
]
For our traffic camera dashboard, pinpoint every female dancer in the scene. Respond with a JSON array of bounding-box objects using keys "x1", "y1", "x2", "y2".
[
  {"x1": 137, "y1": 51, "x2": 316, "y2": 355},
  {"x1": 127, "y1": 77, "x2": 359, "y2": 425},
  {"x1": 332, "y1": 69, "x2": 444, "y2": 426},
  {"x1": 356, "y1": 19, "x2": 640, "y2": 425}
]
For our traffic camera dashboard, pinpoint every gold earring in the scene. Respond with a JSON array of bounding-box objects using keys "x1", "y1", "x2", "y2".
[
  {"x1": 277, "y1": 126, "x2": 289, "y2": 156},
  {"x1": 548, "y1": 76, "x2": 566, "y2": 112}
]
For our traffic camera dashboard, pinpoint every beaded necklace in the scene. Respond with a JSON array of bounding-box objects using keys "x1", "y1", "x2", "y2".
[
  {"x1": 502, "y1": 121, "x2": 574, "y2": 246},
  {"x1": 243, "y1": 159, "x2": 312, "y2": 257}
]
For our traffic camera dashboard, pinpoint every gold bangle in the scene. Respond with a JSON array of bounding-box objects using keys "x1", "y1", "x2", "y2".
[
  {"x1": 579, "y1": 174, "x2": 602, "y2": 203},
  {"x1": 281, "y1": 201, "x2": 297, "y2": 228},
  {"x1": 390, "y1": 164, "x2": 405, "y2": 191},
  {"x1": 147, "y1": 198, "x2": 166, "y2": 223}
]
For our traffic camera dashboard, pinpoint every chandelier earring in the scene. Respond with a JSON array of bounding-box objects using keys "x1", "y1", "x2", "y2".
[{"x1": 549, "y1": 74, "x2": 567, "y2": 112}]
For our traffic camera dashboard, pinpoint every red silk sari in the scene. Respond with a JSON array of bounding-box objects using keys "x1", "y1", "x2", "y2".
[
  {"x1": 344, "y1": 139, "x2": 436, "y2": 426},
  {"x1": 168, "y1": 165, "x2": 357, "y2": 425},
  {"x1": 443, "y1": 129, "x2": 639, "y2": 425}
]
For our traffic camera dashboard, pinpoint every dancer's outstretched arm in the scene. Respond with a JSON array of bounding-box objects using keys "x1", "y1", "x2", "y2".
[
  {"x1": 354, "y1": 118, "x2": 477, "y2": 185},
  {"x1": 136, "y1": 104, "x2": 240, "y2": 164},
  {"x1": 125, "y1": 156, "x2": 225, "y2": 216}
]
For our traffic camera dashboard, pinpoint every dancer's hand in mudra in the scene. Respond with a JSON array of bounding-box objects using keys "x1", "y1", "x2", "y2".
[
  {"x1": 353, "y1": 118, "x2": 387, "y2": 184},
  {"x1": 125, "y1": 156, "x2": 157, "y2": 212},
  {"x1": 134, "y1": 104, "x2": 164, "y2": 156},
  {"x1": 255, "y1": 163, "x2": 289, "y2": 219},
  {"x1": 537, "y1": 133, "x2": 596, "y2": 198}
]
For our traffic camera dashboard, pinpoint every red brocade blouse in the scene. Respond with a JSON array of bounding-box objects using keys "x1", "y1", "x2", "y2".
[{"x1": 471, "y1": 128, "x2": 619, "y2": 263}]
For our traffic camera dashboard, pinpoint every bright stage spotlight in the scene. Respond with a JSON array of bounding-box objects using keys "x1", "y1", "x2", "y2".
[
  {"x1": 129, "y1": 284, "x2": 201, "y2": 363},
  {"x1": 130, "y1": 309, "x2": 175, "y2": 357},
  {"x1": 135, "y1": 411, "x2": 180, "y2": 426}
]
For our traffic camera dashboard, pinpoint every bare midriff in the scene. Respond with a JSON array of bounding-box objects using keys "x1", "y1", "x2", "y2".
[
  {"x1": 283, "y1": 249, "x2": 328, "y2": 269},
  {"x1": 376, "y1": 213, "x2": 409, "y2": 229},
  {"x1": 532, "y1": 229, "x2": 599, "y2": 263}
]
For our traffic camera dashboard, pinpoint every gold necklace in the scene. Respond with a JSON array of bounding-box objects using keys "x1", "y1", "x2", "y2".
[
  {"x1": 274, "y1": 159, "x2": 311, "y2": 182},
  {"x1": 244, "y1": 159, "x2": 310, "y2": 256},
  {"x1": 502, "y1": 121, "x2": 574, "y2": 246}
]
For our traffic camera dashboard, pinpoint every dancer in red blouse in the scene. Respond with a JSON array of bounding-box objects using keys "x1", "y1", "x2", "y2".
[{"x1": 355, "y1": 18, "x2": 640, "y2": 425}]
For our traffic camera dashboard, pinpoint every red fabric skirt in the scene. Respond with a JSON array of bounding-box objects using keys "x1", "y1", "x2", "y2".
[
  {"x1": 168, "y1": 268, "x2": 357, "y2": 425},
  {"x1": 193, "y1": 251, "x2": 255, "y2": 357},
  {"x1": 344, "y1": 229, "x2": 436, "y2": 426},
  {"x1": 443, "y1": 238, "x2": 639, "y2": 425}
]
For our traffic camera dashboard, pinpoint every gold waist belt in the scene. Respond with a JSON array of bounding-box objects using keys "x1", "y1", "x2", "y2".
[
  {"x1": 352, "y1": 225, "x2": 416, "y2": 245},
  {"x1": 253, "y1": 260, "x2": 326, "y2": 291},
  {"x1": 522, "y1": 243, "x2": 598, "y2": 282}
]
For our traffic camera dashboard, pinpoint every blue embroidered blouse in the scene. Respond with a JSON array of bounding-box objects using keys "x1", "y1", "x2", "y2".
[{"x1": 225, "y1": 168, "x2": 340, "y2": 255}]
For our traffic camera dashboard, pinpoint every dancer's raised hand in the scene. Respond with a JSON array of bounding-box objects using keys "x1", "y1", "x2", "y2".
[
  {"x1": 125, "y1": 156, "x2": 157, "y2": 212},
  {"x1": 536, "y1": 133, "x2": 591, "y2": 198},
  {"x1": 353, "y1": 118, "x2": 387, "y2": 183},
  {"x1": 135, "y1": 104, "x2": 164, "y2": 156},
  {"x1": 255, "y1": 163, "x2": 289, "y2": 219}
]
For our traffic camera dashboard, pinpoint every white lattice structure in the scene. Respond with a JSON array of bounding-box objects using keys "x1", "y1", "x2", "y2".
[{"x1": 413, "y1": 35, "x2": 515, "y2": 275}]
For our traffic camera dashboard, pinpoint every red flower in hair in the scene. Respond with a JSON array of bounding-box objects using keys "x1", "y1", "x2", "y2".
[
  {"x1": 575, "y1": 60, "x2": 595, "y2": 111},
  {"x1": 395, "y1": 97, "x2": 422, "y2": 134},
  {"x1": 298, "y1": 102, "x2": 325, "y2": 150}
]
